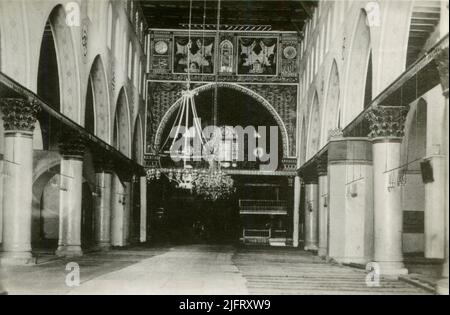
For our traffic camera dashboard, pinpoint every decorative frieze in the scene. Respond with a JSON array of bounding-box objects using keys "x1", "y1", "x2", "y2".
[
  {"x1": 365, "y1": 105, "x2": 409, "y2": 139},
  {"x1": 0, "y1": 98, "x2": 40, "y2": 132}
]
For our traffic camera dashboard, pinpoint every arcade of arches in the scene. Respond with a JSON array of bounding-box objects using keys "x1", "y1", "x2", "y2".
[{"x1": 0, "y1": 0, "x2": 448, "y2": 295}]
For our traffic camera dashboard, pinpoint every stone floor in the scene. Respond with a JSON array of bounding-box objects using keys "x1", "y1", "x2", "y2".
[{"x1": 0, "y1": 245, "x2": 431, "y2": 295}]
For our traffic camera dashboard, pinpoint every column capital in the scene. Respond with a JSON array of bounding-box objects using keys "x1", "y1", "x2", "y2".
[
  {"x1": 316, "y1": 153, "x2": 328, "y2": 176},
  {"x1": 59, "y1": 131, "x2": 86, "y2": 159},
  {"x1": 0, "y1": 98, "x2": 40, "y2": 133},
  {"x1": 365, "y1": 105, "x2": 409, "y2": 139},
  {"x1": 435, "y1": 46, "x2": 449, "y2": 97},
  {"x1": 93, "y1": 156, "x2": 115, "y2": 174},
  {"x1": 300, "y1": 168, "x2": 318, "y2": 185}
]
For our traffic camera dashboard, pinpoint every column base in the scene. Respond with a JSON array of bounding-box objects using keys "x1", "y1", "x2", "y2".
[
  {"x1": 304, "y1": 244, "x2": 318, "y2": 251},
  {"x1": 94, "y1": 242, "x2": 111, "y2": 251},
  {"x1": 318, "y1": 247, "x2": 327, "y2": 258},
  {"x1": 0, "y1": 251, "x2": 35, "y2": 265},
  {"x1": 436, "y1": 278, "x2": 449, "y2": 295},
  {"x1": 55, "y1": 245, "x2": 83, "y2": 257},
  {"x1": 376, "y1": 261, "x2": 408, "y2": 278}
]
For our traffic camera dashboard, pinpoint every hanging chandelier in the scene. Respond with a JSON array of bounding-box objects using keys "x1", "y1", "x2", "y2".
[{"x1": 147, "y1": 0, "x2": 234, "y2": 201}]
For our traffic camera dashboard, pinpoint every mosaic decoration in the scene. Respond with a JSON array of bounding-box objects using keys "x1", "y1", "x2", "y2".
[
  {"x1": 238, "y1": 37, "x2": 277, "y2": 75},
  {"x1": 173, "y1": 36, "x2": 215, "y2": 74},
  {"x1": 280, "y1": 36, "x2": 299, "y2": 77},
  {"x1": 219, "y1": 39, "x2": 234, "y2": 74}
]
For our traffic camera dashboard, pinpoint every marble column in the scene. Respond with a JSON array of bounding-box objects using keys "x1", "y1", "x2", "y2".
[
  {"x1": 55, "y1": 134, "x2": 85, "y2": 257},
  {"x1": 93, "y1": 159, "x2": 114, "y2": 250},
  {"x1": 0, "y1": 98, "x2": 40, "y2": 265},
  {"x1": 327, "y1": 137, "x2": 374, "y2": 264},
  {"x1": 317, "y1": 155, "x2": 329, "y2": 258},
  {"x1": 303, "y1": 171, "x2": 319, "y2": 251},
  {"x1": 366, "y1": 105, "x2": 409, "y2": 276},
  {"x1": 293, "y1": 175, "x2": 301, "y2": 248},
  {"x1": 436, "y1": 47, "x2": 449, "y2": 295}
]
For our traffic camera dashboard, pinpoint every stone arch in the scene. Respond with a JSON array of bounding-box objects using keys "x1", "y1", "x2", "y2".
[
  {"x1": 42, "y1": 4, "x2": 82, "y2": 122},
  {"x1": 342, "y1": 9, "x2": 372, "y2": 126},
  {"x1": 113, "y1": 87, "x2": 131, "y2": 157},
  {"x1": 86, "y1": 55, "x2": 111, "y2": 143},
  {"x1": 321, "y1": 60, "x2": 341, "y2": 146},
  {"x1": 31, "y1": 154, "x2": 61, "y2": 245},
  {"x1": 153, "y1": 82, "x2": 290, "y2": 157},
  {"x1": 306, "y1": 92, "x2": 320, "y2": 160},
  {"x1": 132, "y1": 114, "x2": 144, "y2": 165}
]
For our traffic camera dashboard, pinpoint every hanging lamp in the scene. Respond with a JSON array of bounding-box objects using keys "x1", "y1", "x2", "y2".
[{"x1": 147, "y1": 0, "x2": 235, "y2": 201}]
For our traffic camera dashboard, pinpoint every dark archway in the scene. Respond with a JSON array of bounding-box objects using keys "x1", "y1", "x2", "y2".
[
  {"x1": 37, "y1": 17, "x2": 60, "y2": 151},
  {"x1": 81, "y1": 182, "x2": 95, "y2": 249},
  {"x1": 159, "y1": 86, "x2": 285, "y2": 169}
]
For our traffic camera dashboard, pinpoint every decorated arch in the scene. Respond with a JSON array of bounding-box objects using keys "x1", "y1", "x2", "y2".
[{"x1": 146, "y1": 82, "x2": 298, "y2": 158}]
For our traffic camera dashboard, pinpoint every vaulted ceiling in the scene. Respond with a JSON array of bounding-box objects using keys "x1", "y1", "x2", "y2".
[{"x1": 139, "y1": 0, "x2": 317, "y2": 32}]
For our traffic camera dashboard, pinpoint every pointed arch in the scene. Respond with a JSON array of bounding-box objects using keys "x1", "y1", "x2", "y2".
[
  {"x1": 306, "y1": 92, "x2": 320, "y2": 160},
  {"x1": 321, "y1": 60, "x2": 341, "y2": 146},
  {"x1": 113, "y1": 87, "x2": 131, "y2": 157},
  {"x1": 300, "y1": 116, "x2": 308, "y2": 165},
  {"x1": 40, "y1": 5, "x2": 81, "y2": 122},
  {"x1": 153, "y1": 82, "x2": 290, "y2": 157},
  {"x1": 86, "y1": 55, "x2": 111, "y2": 143},
  {"x1": 343, "y1": 9, "x2": 372, "y2": 126},
  {"x1": 132, "y1": 114, "x2": 144, "y2": 165}
]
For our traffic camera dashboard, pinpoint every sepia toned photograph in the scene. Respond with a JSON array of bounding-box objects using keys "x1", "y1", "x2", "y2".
[{"x1": 0, "y1": 0, "x2": 448, "y2": 299}]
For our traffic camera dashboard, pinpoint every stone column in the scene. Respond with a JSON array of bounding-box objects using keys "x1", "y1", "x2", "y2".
[
  {"x1": 436, "y1": 46, "x2": 449, "y2": 295},
  {"x1": 0, "y1": 98, "x2": 40, "y2": 265},
  {"x1": 123, "y1": 180, "x2": 132, "y2": 246},
  {"x1": 327, "y1": 137, "x2": 374, "y2": 264},
  {"x1": 293, "y1": 175, "x2": 301, "y2": 248},
  {"x1": 302, "y1": 170, "x2": 319, "y2": 251},
  {"x1": 93, "y1": 158, "x2": 114, "y2": 251},
  {"x1": 55, "y1": 133, "x2": 85, "y2": 257},
  {"x1": 111, "y1": 174, "x2": 132, "y2": 247},
  {"x1": 140, "y1": 176, "x2": 147, "y2": 243},
  {"x1": 366, "y1": 105, "x2": 409, "y2": 276},
  {"x1": 317, "y1": 155, "x2": 328, "y2": 258}
]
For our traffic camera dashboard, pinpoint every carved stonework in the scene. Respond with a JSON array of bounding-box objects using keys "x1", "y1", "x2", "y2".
[
  {"x1": 316, "y1": 153, "x2": 328, "y2": 176},
  {"x1": 59, "y1": 131, "x2": 86, "y2": 158},
  {"x1": 0, "y1": 98, "x2": 40, "y2": 132},
  {"x1": 365, "y1": 106, "x2": 409, "y2": 139},
  {"x1": 435, "y1": 47, "x2": 449, "y2": 97},
  {"x1": 328, "y1": 128, "x2": 344, "y2": 141}
]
